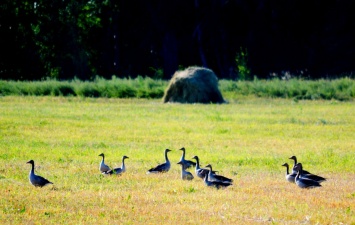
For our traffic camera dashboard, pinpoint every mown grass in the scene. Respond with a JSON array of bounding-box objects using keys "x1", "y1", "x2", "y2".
[
  {"x1": 0, "y1": 77, "x2": 354, "y2": 101},
  {"x1": 0, "y1": 96, "x2": 354, "y2": 224}
]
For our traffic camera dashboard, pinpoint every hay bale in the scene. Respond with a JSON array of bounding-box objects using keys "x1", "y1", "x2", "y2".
[{"x1": 163, "y1": 66, "x2": 225, "y2": 104}]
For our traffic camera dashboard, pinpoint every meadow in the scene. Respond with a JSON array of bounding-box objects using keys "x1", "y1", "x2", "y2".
[{"x1": 0, "y1": 96, "x2": 354, "y2": 224}]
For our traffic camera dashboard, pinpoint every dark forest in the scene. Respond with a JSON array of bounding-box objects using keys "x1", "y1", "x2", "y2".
[{"x1": 1, "y1": 0, "x2": 354, "y2": 80}]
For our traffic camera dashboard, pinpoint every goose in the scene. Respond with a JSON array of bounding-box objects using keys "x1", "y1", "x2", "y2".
[
  {"x1": 289, "y1": 156, "x2": 311, "y2": 175},
  {"x1": 191, "y1": 156, "x2": 217, "y2": 179},
  {"x1": 294, "y1": 163, "x2": 321, "y2": 189},
  {"x1": 295, "y1": 163, "x2": 326, "y2": 183},
  {"x1": 147, "y1": 149, "x2": 172, "y2": 174},
  {"x1": 104, "y1": 156, "x2": 129, "y2": 175},
  {"x1": 281, "y1": 163, "x2": 296, "y2": 183},
  {"x1": 203, "y1": 173, "x2": 232, "y2": 189},
  {"x1": 178, "y1": 147, "x2": 196, "y2": 170},
  {"x1": 26, "y1": 160, "x2": 53, "y2": 187},
  {"x1": 98, "y1": 153, "x2": 111, "y2": 173},
  {"x1": 205, "y1": 164, "x2": 233, "y2": 183},
  {"x1": 177, "y1": 162, "x2": 194, "y2": 180}
]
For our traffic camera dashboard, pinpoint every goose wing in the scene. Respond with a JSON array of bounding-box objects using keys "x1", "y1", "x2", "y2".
[
  {"x1": 292, "y1": 166, "x2": 311, "y2": 175},
  {"x1": 296, "y1": 177, "x2": 321, "y2": 188},
  {"x1": 302, "y1": 173, "x2": 326, "y2": 183},
  {"x1": 104, "y1": 167, "x2": 123, "y2": 175},
  {"x1": 147, "y1": 162, "x2": 170, "y2": 173},
  {"x1": 32, "y1": 175, "x2": 53, "y2": 187},
  {"x1": 210, "y1": 180, "x2": 232, "y2": 189},
  {"x1": 196, "y1": 168, "x2": 209, "y2": 179},
  {"x1": 100, "y1": 163, "x2": 111, "y2": 173},
  {"x1": 180, "y1": 160, "x2": 196, "y2": 169},
  {"x1": 214, "y1": 174, "x2": 233, "y2": 183}
]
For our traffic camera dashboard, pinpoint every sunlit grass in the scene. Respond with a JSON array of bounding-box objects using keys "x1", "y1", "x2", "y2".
[{"x1": 0, "y1": 96, "x2": 354, "y2": 224}]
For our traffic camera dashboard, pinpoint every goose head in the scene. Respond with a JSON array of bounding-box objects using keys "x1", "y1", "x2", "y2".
[
  {"x1": 98, "y1": 153, "x2": 105, "y2": 157},
  {"x1": 289, "y1": 156, "x2": 297, "y2": 161},
  {"x1": 281, "y1": 163, "x2": 289, "y2": 168},
  {"x1": 26, "y1": 160, "x2": 34, "y2": 165},
  {"x1": 179, "y1": 147, "x2": 185, "y2": 152},
  {"x1": 205, "y1": 164, "x2": 212, "y2": 170},
  {"x1": 122, "y1": 156, "x2": 129, "y2": 160},
  {"x1": 191, "y1": 156, "x2": 199, "y2": 160}
]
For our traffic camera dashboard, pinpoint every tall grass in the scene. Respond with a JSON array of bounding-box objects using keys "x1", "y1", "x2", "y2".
[
  {"x1": 0, "y1": 77, "x2": 354, "y2": 100},
  {"x1": 0, "y1": 76, "x2": 166, "y2": 99},
  {"x1": 220, "y1": 78, "x2": 355, "y2": 101}
]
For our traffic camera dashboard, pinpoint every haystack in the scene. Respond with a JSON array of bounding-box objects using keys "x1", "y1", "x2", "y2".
[{"x1": 163, "y1": 66, "x2": 225, "y2": 104}]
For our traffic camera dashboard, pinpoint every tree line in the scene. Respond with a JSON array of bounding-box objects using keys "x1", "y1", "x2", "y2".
[{"x1": 1, "y1": 0, "x2": 354, "y2": 81}]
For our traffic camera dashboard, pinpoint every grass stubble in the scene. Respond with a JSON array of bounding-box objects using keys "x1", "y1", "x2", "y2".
[{"x1": 0, "y1": 96, "x2": 354, "y2": 224}]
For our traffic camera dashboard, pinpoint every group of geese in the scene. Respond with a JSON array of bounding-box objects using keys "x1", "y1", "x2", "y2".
[
  {"x1": 26, "y1": 150, "x2": 326, "y2": 190},
  {"x1": 99, "y1": 147, "x2": 234, "y2": 189},
  {"x1": 282, "y1": 155, "x2": 326, "y2": 189}
]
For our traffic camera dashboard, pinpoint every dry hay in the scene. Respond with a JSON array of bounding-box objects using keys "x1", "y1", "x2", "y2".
[{"x1": 163, "y1": 66, "x2": 225, "y2": 104}]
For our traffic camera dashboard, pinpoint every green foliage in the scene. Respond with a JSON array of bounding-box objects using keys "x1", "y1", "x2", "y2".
[{"x1": 235, "y1": 47, "x2": 251, "y2": 80}]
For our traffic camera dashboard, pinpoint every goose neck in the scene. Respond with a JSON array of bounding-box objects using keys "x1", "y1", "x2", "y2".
[
  {"x1": 29, "y1": 162, "x2": 35, "y2": 175},
  {"x1": 285, "y1": 165, "x2": 289, "y2": 175},
  {"x1": 180, "y1": 149, "x2": 185, "y2": 161},
  {"x1": 165, "y1": 151, "x2": 169, "y2": 162},
  {"x1": 292, "y1": 157, "x2": 297, "y2": 166},
  {"x1": 195, "y1": 157, "x2": 200, "y2": 169}
]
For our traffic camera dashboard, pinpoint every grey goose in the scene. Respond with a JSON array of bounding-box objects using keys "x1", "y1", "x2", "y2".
[
  {"x1": 191, "y1": 156, "x2": 217, "y2": 179},
  {"x1": 104, "y1": 156, "x2": 129, "y2": 175},
  {"x1": 98, "y1": 153, "x2": 111, "y2": 173},
  {"x1": 203, "y1": 173, "x2": 232, "y2": 189},
  {"x1": 294, "y1": 163, "x2": 322, "y2": 189},
  {"x1": 178, "y1": 147, "x2": 196, "y2": 170},
  {"x1": 295, "y1": 163, "x2": 326, "y2": 183},
  {"x1": 177, "y1": 162, "x2": 194, "y2": 180},
  {"x1": 147, "y1": 149, "x2": 172, "y2": 174},
  {"x1": 282, "y1": 163, "x2": 296, "y2": 183},
  {"x1": 205, "y1": 164, "x2": 233, "y2": 184},
  {"x1": 27, "y1": 160, "x2": 53, "y2": 187}
]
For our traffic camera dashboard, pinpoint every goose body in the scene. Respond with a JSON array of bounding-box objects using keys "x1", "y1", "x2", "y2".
[
  {"x1": 104, "y1": 156, "x2": 129, "y2": 175},
  {"x1": 282, "y1": 163, "x2": 296, "y2": 183},
  {"x1": 178, "y1": 147, "x2": 196, "y2": 170},
  {"x1": 205, "y1": 164, "x2": 233, "y2": 183},
  {"x1": 203, "y1": 173, "x2": 232, "y2": 189},
  {"x1": 27, "y1": 160, "x2": 53, "y2": 187},
  {"x1": 295, "y1": 163, "x2": 326, "y2": 183},
  {"x1": 98, "y1": 153, "x2": 111, "y2": 173},
  {"x1": 294, "y1": 163, "x2": 321, "y2": 189},
  {"x1": 289, "y1": 156, "x2": 311, "y2": 175},
  {"x1": 147, "y1": 149, "x2": 172, "y2": 174},
  {"x1": 177, "y1": 162, "x2": 194, "y2": 180}
]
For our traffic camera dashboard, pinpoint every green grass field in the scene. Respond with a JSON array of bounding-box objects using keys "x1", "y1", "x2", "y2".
[{"x1": 0, "y1": 96, "x2": 354, "y2": 224}]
